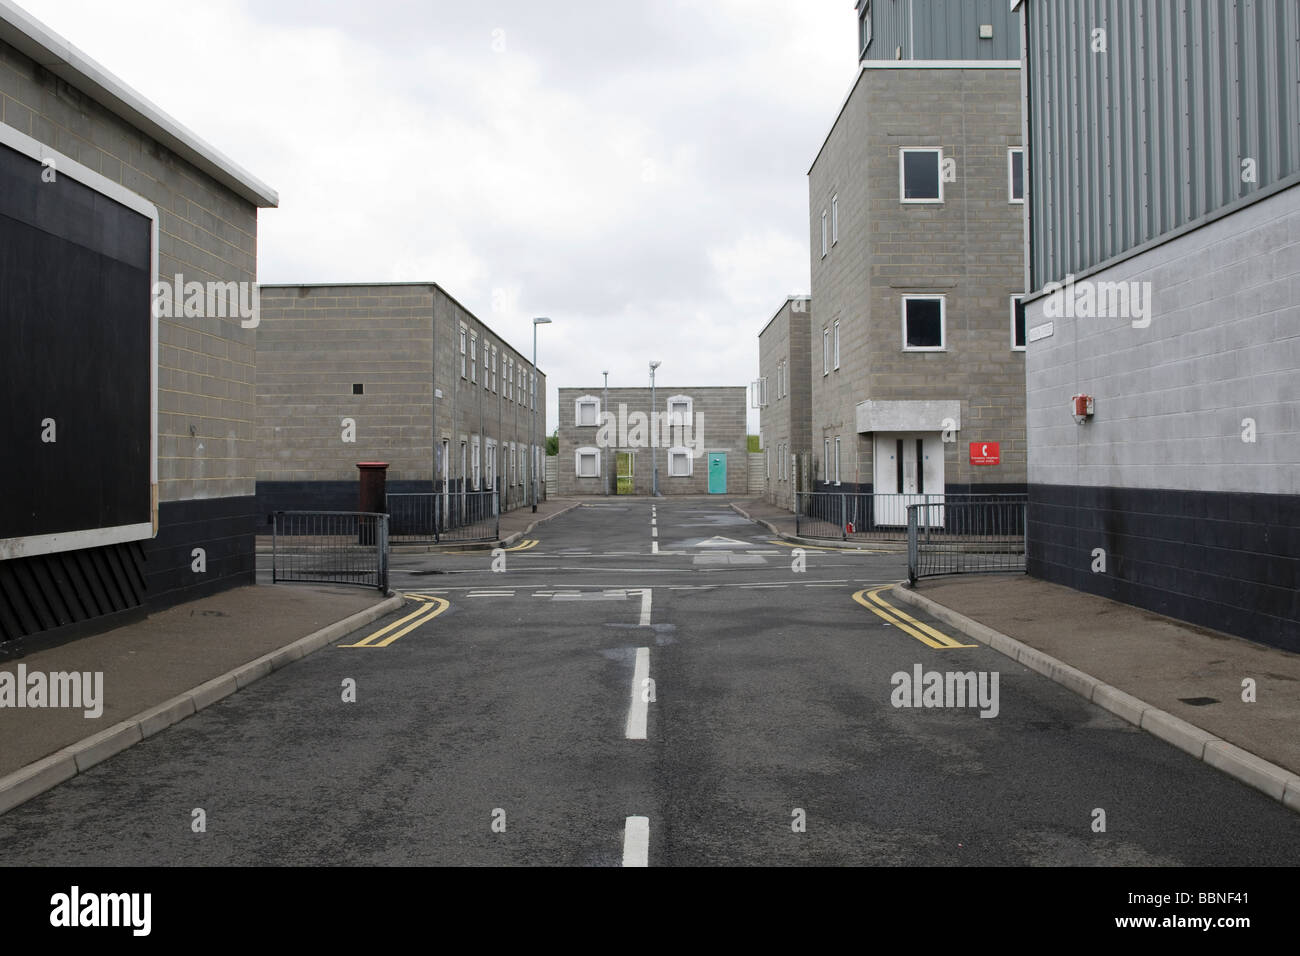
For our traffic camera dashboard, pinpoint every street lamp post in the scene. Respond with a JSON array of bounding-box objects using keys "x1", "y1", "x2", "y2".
[
  {"x1": 530, "y1": 317, "x2": 551, "y2": 512},
  {"x1": 649, "y1": 360, "x2": 661, "y2": 497},
  {"x1": 602, "y1": 370, "x2": 609, "y2": 496}
]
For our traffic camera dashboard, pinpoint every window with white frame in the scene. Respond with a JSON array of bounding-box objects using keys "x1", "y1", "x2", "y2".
[
  {"x1": 902, "y1": 295, "x2": 946, "y2": 351},
  {"x1": 486, "y1": 439, "x2": 496, "y2": 488},
  {"x1": 1011, "y1": 296, "x2": 1026, "y2": 351},
  {"x1": 471, "y1": 436, "x2": 481, "y2": 490},
  {"x1": 820, "y1": 209, "x2": 828, "y2": 257},
  {"x1": 831, "y1": 194, "x2": 839, "y2": 244},
  {"x1": 823, "y1": 328, "x2": 830, "y2": 374},
  {"x1": 470, "y1": 332, "x2": 478, "y2": 383},
  {"x1": 459, "y1": 326, "x2": 467, "y2": 378},
  {"x1": 575, "y1": 446, "x2": 600, "y2": 478},
  {"x1": 900, "y1": 147, "x2": 942, "y2": 203},
  {"x1": 1008, "y1": 147, "x2": 1025, "y2": 203},
  {"x1": 823, "y1": 438, "x2": 830, "y2": 482},
  {"x1": 510, "y1": 443, "x2": 516, "y2": 484},
  {"x1": 575, "y1": 396, "x2": 600, "y2": 427},
  {"x1": 490, "y1": 345, "x2": 498, "y2": 391},
  {"x1": 834, "y1": 437, "x2": 841, "y2": 484},
  {"x1": 506, "y1": 358, "x2": 514, "y2": 401},
  {"x1": 668, "y1": 446, "x2": 693, "y2": 477},
  {"x1": 666, "y1": 395, "x2": 692, "y2": 446},
  {"x1": 833, "y1": 320, "x2": 840, "y2": 370}
]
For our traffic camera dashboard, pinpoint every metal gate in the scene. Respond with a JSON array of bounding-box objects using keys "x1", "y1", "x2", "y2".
[{"x1": 272, "y1": 511, "x2": 389, "y2": 591}]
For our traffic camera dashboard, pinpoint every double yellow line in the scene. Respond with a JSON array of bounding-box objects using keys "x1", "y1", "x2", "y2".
[
  {"x1": 853, "y1": 586, "x2": 976, "y2": 650},
  {"x1": 339, "y1": 594, "x2": 449, "y2": 648}
]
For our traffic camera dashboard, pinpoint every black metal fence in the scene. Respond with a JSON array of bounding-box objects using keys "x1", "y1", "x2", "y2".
[
  {"x1": 795, "y1": 492, "x2": 1026, "y2": 542},
  {"x1": 272, "y1": 511, "x2": 389, "y2": 591},
  {"x1": 387, "y1": 490, "x2": 499, "y2": 544},
  {"x1": 907, "y1": 499, "x2": 1027, "y2": 584}
]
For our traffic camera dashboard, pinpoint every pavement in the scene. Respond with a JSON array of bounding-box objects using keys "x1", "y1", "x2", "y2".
[
  {"x1": 893, "y1": 575, "x2": 1300, "y2": 809},
  {"x1": 0, "y1": 496, "x2": 1296, "y2": 863}
]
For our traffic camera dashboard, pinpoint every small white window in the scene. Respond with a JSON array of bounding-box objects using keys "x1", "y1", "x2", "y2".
[
  {"x1": 459, "y1": 326, "x2": 467, "y2": 378},
  {"x1": 902, "y1": 295, "x2": 946, "y2": 351},
  {"x1": 820, "y1": 209, "x2": 828, "y2": 257},
  {"x1": 668, "y1": 447, "x2": 693, "y2": 477},
  {"x1": 471, "y1": 436, "x2": 481, "y2": 490},
  {"x1": 470, "y1": 332, "x2": 478, "y2": 383},
  {"x1": 486, "y1": 439, "x2": 496, "y2": 487},
  {"x1": 833, "y1": 320, "x2": 840, "y2": 370},
  {"x1": 1008, "y1": 147, "x2": 1025, "y2": 203},
  {"x1": 824, "y1": 439, "x2": 831, "y2": 481},
  {"x1": 490, "y1": 345, "x2": 498, "y2": 392},
  {"x1": 823, "y1": 329, "x2": 830, "y2": 375},
  {"x1": 575, "y1": 446, "x2": 600, "y2": 478},
  {"x1": 575, "y1": 396, "x2": 600, "y2": 427},
  {"x1": 1011, "y1": 296, "x2": 1026, "y2": 351},
  {"x1": 831, "y1": 194, "x2": 839, "y2": 244},
  {"x1": 834, "y1": 437, "x2": 841, "y2": 484},
  {"x1": 900, "y1": 147, "x2": 943, "y2": 203}
]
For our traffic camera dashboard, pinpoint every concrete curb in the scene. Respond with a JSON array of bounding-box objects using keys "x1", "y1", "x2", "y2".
[
  {"x1": 498, "y1": 500, "x2": 584, "y2": 548},
  {"x1": 0, "y1": 592, "x2": 404, "y2": 817},
  {"x1": 727, "y1": 502, "x2": 906, "y2": 553},
  {"x1": 890, "y1": 584, "x2": 1300, "y2": 815}
]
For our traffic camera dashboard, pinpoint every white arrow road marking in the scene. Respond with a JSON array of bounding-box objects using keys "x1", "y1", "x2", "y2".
[
  {"x1": 626, "y1": 647, "x2": 650, "y2": 740},
  {"x1": 623, "y1": 816, "x2": 649, "y2": 867},
  {"x1": 694, "y1": 536, "x2": 754, "y2": 548}
]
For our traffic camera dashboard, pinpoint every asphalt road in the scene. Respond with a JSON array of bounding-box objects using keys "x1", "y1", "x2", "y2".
[{"x1": 2, "y1": 498, "x2": 1298, "y2": 866}]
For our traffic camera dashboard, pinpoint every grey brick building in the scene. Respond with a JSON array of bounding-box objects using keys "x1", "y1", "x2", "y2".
[
  {"x1": 556, "y1": 387, "x2": 746, "y2": 497},
  {"x1": 1017, "y1": 0, "x2": 1300, "y2": 649},
  {"x1": 804, "y1": 0, "x2": 1026, "y2": 523},
  {"x1": 0, "y1": 2, "x2": 277, "y2": 645},
  {"x1": 756, "y1": 297, "x2": 812, "y2": 509},
  {"x1": 255, "y1": 283, "x2": 547, "y2": 516}
]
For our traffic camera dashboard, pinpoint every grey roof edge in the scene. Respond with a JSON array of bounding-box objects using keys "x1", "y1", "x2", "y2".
[
  {"x1": 258, "y1": 280, "x2": 547, "y2": 374},
  {"x1": 0, "y1": 0, "x2": 278, "y2": 208},
  {"x1": 758, "y1": 295, "x2": 811, "y2": 338}
]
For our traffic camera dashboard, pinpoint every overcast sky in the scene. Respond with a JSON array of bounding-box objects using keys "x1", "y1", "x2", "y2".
[{"x1": 21, "y1": 0, "x2": 858, "y2": 433}]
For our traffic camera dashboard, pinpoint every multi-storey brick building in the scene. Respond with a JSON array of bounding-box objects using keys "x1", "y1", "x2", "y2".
[
  {"x1": 756, "y1": 297, "x2": 813, "y2": 509},
  {"x1": 255, "y1": 283, "x2": 547, "y2": 517},
  {"x1": 803, "y1": 0, "x2": 1026, "y2": 524},
  {"x1": 0, "y1": 3, "x2": 277, "y2": 646},
  {"x1": 1017, "y1": 0, "x2": 1300, "y2": 649},
  {"x1": 556, "y1": 387, "x2": 747, "y2": 497}
]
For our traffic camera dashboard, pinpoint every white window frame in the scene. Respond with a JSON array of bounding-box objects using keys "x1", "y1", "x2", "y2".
[
  {"x1": 575, "y1": 396, "x2": 601, "y2": 427},
  {"x1": 831, "y1": 193, "x2": 839, "y2": 244},
  {"x1": 667, "y1": 445, "x2": 693, "y2": 477},
  {"x1": 471, "y1": 435, "x2": 481, "y2": 490},
  {"x1": 486, "y1": 439, "x2": 496, "y2": 488},
  {"x1": 1011, "y1": 295, "x2": 1026, "y2": 351},
  {"x1": 823, "y1": 328, "x2": 830, "y2": 375},
  {"x1": 575, "y1": 446, "x2": 601, "y2": 479},
  {"x1": 490, "y1": 345, "x2": 498, "y2": 392},
  {"x1": 1008, "y1": 147, "x2": 1025, "y2": 204},
  {"x1": 820, "y1": 209, "x2": 828, "y2": 257},
  {"x1": 833, "y1": 320, "x2": 840, "y2": 370},
  {"x1": 899, "y1": 147, "x2": 943, "y2": 204},
  {"x1": 901, "y1": 295, "x2": 947, "y2": 352},
  {"x1": 824, "y1": 438, "x2": 831, "y2": 481},
  {"x1": 470, "y1": 332, "x2": 478, "y2": 383},
  {"x1": 459, "y1": 325, "x2": 467, "y2": 378},
  {"x1": 834, "y1": 437, "x2": 841, "y2": 485}
]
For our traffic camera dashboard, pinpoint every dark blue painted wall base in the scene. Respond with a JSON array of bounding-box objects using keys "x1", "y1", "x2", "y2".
[
  {"x1": 0, "y1": 495, "x2": 256, "y2": 651},
  {"x1": 1028, "y1": 484, "x2": 1299, "y2": 652},
  {"x1": 809, "y1": 482, "x2": 1028, "y2": 496}
]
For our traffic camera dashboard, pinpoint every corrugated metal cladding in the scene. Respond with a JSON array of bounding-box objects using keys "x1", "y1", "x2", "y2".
[
  {"x1": 1025, "y1": 0, "x2": 1300, "y2": 288},
  {"x1": 863, "y1": 0, "x2": 1022, "y2": 60}
]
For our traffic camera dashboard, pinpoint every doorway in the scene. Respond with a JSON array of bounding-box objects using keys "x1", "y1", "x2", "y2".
[
  {"x1": 872, "y1": 433, "x2": 943, "y2": 526},
  {"x1": 616, "y1": 451, "x2": 635, "y2": 495},
  {"x1": 708, "y1": 452, "x2": 727, "y2": 494}
]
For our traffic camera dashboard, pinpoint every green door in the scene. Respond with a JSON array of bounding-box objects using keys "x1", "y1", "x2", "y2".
[
  {"x1": 707, "y1": 453, "x2": 726, "y2": 494},
  {"x1": 616, "y1": 452, "x2": 635, "y2": 495}
]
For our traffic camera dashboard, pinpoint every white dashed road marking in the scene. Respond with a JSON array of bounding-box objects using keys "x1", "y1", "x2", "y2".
[{"x1": 623, "y1": 816, "x2": 649, "y2": 867}]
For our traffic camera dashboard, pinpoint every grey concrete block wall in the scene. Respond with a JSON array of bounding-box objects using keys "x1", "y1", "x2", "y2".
[
  {"x1": 0, "y1": 39, "x2": 262, "y2": 504},
  {"x1": 557, "y1": 387, "x2": 747, "y2": 497},
  {"x1": 1025, "y1": 182, "x2": 1300, "y2": 496},
  {"x1": 758, "y1": 297, "x2": 812, "y2": 508},
  {"x1": 808, "y1": 65, "x2": 1026, "y2": 490},
  {"x1": 256, "y1": 283, "x2": 546, "y2": 510}
]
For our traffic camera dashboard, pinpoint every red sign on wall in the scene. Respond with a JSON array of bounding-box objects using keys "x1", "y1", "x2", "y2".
[{"x1": 969, "y1": 442, "x2": 1001, "y2": 465}]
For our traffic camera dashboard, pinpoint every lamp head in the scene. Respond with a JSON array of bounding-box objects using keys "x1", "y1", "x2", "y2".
[
  {"x1": 533, "y1": 317, "x2": 552, "y2": 325},
  {"x1": 649, "y1": 361, "x2": 661, "y2": 371}
]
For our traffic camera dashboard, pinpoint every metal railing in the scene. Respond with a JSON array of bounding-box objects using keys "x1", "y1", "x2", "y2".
[
  {"x1": 387, "y1": 490, "x2": 499, "y2": 544},
  {"x1": 907, "y1": 499, "x2": 1027, "y2": 584},
  {"x1": 795, "y1": 492, "x2": 1026, "y2": 541},
  {"x1": 272, "y1": 512, "x2": 389, "y2": 591}
]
